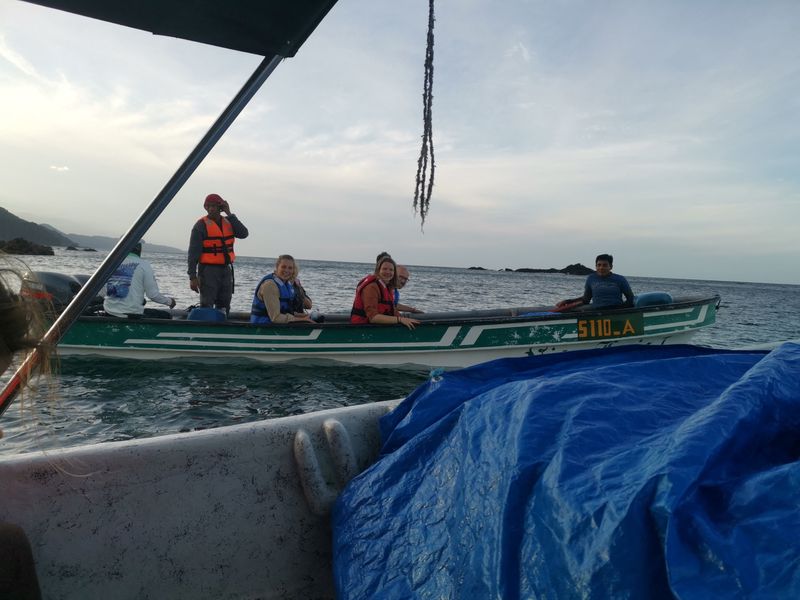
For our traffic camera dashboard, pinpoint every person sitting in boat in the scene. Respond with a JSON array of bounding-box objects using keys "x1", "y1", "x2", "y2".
[
  {"x1": 0, "y1": 256, "x2": 48, "y2": 599},
  {"x1": 373, "y1": 254, "x2": 422, "y2": 315},
  {"x1": 104, "y1": 241, "x2": 176, "y2": 319},
  {"x1": 187, "y1": 193, "x2": 249, "y2": 315},
  {"x1": 556, "y1": 253, "x2": 634, "y2": 310},
  {"x1": 250, "y1": 255, "x2": 312, "y2": 324},
  {"x1": 395, "y1": 265, "x2": 423, "y2": 315},
  {"x1": 350, "y1": 256, "x2": 420, "y2": 329},
  {"x1": 288, "y1": 259, "x2": 313, "y2": 314}
]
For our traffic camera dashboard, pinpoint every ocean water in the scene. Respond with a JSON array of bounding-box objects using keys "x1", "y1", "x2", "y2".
[{"x1": 2, "y1": 249, "x2": 799, "y2": 455}]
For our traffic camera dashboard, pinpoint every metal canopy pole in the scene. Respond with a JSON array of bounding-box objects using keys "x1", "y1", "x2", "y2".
[{"x1": 0, "y1": 54, "x2": 283, "y2": 416}]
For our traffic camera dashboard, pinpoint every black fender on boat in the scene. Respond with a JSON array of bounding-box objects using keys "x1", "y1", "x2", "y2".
[{"x1": 21, "y1": 271, "x2": 104, "y2": 315}]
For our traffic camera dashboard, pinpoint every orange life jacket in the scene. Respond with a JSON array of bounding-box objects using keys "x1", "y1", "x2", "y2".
[
  {"x1": 350, "y1": 275, "x2": 395, "y2": 324},
  {"x1": 199, "y1": 217, "x2": 236, "y2": 265}
]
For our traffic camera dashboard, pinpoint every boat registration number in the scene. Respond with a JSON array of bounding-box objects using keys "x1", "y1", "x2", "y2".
[{"x1": 577, "y1": 314, "x2": 643, "y2": 340}]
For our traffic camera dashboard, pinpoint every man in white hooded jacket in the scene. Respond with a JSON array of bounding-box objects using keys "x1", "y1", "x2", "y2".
[{"x1": 104, "y1": 241, "x2": 176, "y2": 319}]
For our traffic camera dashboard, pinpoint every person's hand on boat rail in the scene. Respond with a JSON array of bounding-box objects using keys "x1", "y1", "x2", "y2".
[
  {"x1": 397, "y1": 314, "x2": 420, "y2": 330},
  {"x1": 291, "y1": 312, "x2": 313, "y2": 323},
  {"x1": 555, "y1": 297, "x2": 585, "y2": 311}
]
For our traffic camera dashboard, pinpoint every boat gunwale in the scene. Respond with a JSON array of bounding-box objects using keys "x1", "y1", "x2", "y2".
[{"x1": 71, "y1": 294, "x2": 721, "y2": 329}]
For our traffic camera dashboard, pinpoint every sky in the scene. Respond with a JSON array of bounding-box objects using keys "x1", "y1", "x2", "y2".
[{"x1": 1, "y1": 1, "x2": 798, "y2": 285}]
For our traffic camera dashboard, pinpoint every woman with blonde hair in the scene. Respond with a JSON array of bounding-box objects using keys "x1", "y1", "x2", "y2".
[{"x1": 250, "y1": 255, "x2": 312, "y2": 324}]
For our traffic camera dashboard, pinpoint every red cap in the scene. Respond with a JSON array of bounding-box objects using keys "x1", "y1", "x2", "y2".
[{"x1": 204, "y1": 193, "x2": 224, "y2": 206}]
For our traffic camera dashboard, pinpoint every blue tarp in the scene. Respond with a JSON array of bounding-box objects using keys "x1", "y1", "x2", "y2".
[{"x1": 333, "y1": 343, "x2": 800, "y2": 599}]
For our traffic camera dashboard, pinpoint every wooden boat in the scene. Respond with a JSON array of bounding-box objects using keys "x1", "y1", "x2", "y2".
[{"x1": 55, "y1": 294, "x2": 721, "y2": 368}]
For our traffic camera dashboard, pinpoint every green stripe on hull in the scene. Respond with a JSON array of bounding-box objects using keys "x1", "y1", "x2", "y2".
[{"x1": 59, "y1": 296, "x2": 719, "y2": 367}]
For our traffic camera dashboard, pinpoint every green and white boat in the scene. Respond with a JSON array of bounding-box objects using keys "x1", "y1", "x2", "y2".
[{"x1": 56, "y1": 295, "x2": 721, "y2": 368}]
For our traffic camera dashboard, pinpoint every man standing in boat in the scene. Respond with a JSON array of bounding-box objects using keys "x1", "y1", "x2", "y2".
[{"x1": 188, "y1": 193, "x2": 249, "y2": 314}]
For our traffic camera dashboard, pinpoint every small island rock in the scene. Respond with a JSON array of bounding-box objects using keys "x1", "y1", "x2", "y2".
[
  {"x1": 514, "y1": 263, "x2": 594, "y2": 276},
  {"x1": 0, "y1": 238, "x2": 54, "y2": 256}
]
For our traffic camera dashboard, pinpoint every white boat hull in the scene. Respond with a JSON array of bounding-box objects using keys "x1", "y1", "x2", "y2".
[{"x1": 0, "y1": 401, "x2": 397, "y2": 599}]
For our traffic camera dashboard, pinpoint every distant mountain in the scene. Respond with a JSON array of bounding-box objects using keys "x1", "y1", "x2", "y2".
[
  {"x1": 0, "y1": 206, "x2": 182, "y2": 253},
  {"x1": 66, "y1": 233, "x2": 183, "y2": 254},
  {"x1": 0, "y1": 207, "x2": 75, "y2": 246}
]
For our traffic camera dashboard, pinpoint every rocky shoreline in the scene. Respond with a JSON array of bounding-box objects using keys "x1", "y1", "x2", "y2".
[{"x1": 0, "y1": 238, "x2": 99, "y2": 255}]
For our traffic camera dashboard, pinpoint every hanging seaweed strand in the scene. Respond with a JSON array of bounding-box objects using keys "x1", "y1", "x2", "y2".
[{"x1": 413, "y1": 0, "x2": 436, "y2": 229}]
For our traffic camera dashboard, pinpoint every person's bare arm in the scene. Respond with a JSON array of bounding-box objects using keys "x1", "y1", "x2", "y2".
[
  {"x1": 364, "y1": 285, "x2": 420, "y2": 329},
  {"x1": 263, "y1": 281, "x2": 310, "y2": 323}
]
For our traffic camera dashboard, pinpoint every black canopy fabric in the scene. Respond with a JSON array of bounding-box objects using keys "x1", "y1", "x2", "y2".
[{"x1": 23, "y1": 0, "x2": 339, "y2": 57}]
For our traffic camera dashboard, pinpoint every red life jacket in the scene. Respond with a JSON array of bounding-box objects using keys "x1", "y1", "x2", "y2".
[
  {"x1": 350, "y1": 275, "x2": 395, "y2": 324},
  {"x1": 199, "y1": 217, "x2": 236, "y2": 265}
]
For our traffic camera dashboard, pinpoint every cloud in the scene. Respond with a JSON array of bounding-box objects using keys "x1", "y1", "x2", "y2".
[
  {"x1": 0, "y1": 34, "x2": 40, "y2": 79},
  {"x1": 1, "y1": 0, "x2": 798, "y2": 284},
  {"x1": 505, "y1": 41, "x2": 531, "y2": 63}
]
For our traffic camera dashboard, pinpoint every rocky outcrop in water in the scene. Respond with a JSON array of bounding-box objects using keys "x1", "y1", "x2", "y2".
[
  {"x1": 474, "y1": 263, "x2": 594, "y2": 275},
  {"x1": 0, "y1": 237, "x2": 55, "y2": 255},
  {"x1": 476, "y1": 263, "x2": 594, "y2": 275},
  {"x1": 515, "y1": 263, "x2": 593, "y2": 276}
]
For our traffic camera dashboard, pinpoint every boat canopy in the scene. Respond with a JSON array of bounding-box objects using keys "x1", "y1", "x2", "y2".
[{"x1": 23, "y1": 0, "x2": 339, "y2": 57}]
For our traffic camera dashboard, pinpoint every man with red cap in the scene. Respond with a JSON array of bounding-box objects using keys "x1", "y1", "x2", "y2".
[{"x1": 187, "y1": 193, "x2": 249, "y2": 314}]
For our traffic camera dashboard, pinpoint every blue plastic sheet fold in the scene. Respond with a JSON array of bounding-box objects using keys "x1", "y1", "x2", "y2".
[{"x1": 333, "y1": 343, "x2": 800, "y2": 599}]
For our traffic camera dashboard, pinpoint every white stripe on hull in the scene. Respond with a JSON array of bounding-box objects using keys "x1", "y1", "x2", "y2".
[
  {"x1": 156, "y1": 329, "x2": 325, "y2": 341},
  {"x1": 59, "y1": 330, "x2": 698, "y2": 368},
  {"x1": 644, "y1": 305, "x2": 708, "y2": 331},
  {"x1": 124, "y1": 325, "x2": 463, "y2": 350}
]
